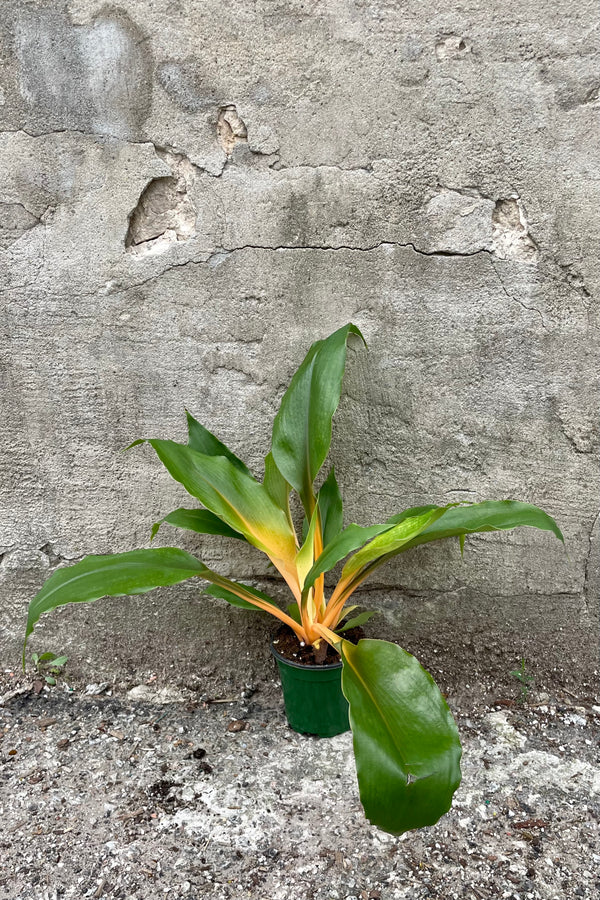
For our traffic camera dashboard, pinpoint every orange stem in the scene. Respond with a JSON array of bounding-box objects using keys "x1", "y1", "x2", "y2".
[{"x1": 208, "y1": 575, "x2": 306, "y2": 642}]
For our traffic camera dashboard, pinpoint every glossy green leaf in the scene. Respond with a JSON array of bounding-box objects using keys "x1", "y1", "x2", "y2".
[
  {"x1": 271, "y1": 323, "x2": 365, "y2": 513},
  {"x1": 342, "y1": 507, "x2": 452, "y2": 582},
  {"x1": 186, "y1": 410, "x2": 251, "y2": 475},
  {"x1": 303, "y1": 522, "x2": 395, "y2": 593},
  {"x1": 263, "y1": 451, "x2": 294, "y2": 533},
  {"x1": 336, "y1": 609, "x2": 377, "y2": 632},
  {"x1": 203, "y1": 581, "x2": 281, "y2": 611},
  {"x1": 24, "y1": 547, "x2": 211, "y2": 657},
  {"x1": 145, "y1": 439, "x2": 297, "y2": 560},
  {"x1": 341, "y1": 639, "x2": 462, "y2": 834},
  {"x1": 318, "y1": 467, "x2": 344, "y2": 547},
  {"x1": 152, "y1": 507, "x2": 248, "y2": 543},
  {"x1": 388, "y1": 500, "x2": 564, "y2": 552},
  {"x1": 384, "y1": 504, "x2": 440, "y2": 525}
]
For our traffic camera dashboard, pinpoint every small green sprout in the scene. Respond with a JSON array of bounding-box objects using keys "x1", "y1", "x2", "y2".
[
  {"x1": 510, "y1": 658, "x2": 534, "y2": 703},
  {"x1": 31, "y1": 651, "x2": 68, "y2": 685}
]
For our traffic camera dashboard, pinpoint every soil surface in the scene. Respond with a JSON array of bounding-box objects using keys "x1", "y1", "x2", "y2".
[
  {"x1": 1, "y1": 666, "x2": 599, "y2": 900},
  {"x1": 272, "y1": 626, "x2": 363, "y2": 666}
]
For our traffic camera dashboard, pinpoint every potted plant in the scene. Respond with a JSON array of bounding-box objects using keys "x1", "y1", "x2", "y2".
[{"x1": 24, "y1": 323, "x2": 563, "y2": 835}]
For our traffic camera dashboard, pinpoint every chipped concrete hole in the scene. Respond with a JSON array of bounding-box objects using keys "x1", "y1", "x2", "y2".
[
  {"x1": 123, "y1": 124, "x2": 536, "y2": 266},
  {"x1": 125, "y1": 147, "x2": 197, "y2": 257},
  {"x1": 435, "y1": 34, "x2": 471, "y2": 60},
  {"x1": 491, "y1": 198, "x2": 538, "y2": 261},
  {"x1": 217, "y1": 105, "x2": 248, "y2": 155}
]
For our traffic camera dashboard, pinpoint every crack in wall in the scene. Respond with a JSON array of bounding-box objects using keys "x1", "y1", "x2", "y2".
[
  {"x1": 0, "y1": 127, "x2": 159, "y2": 144},
  {"x1": 0, "y1": 129, "x2": 570, "y2": 337},
  {"x1": 0, "y1": 200, "x2": 44, "y2": 249},
  {"x1": 488, "y1": 256, "x2": 547, "y2": 330},
  {"x1": 119, "y1": 241, "x2": 491, "y2": 296}
]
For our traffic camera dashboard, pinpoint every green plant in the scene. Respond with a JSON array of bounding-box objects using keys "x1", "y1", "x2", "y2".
[
  {"x1": 30, "y1": 651, "x2": 68, "y2": 685},
  {"x1": 510, "y1": 658, "x2": 534, "y2": 703},
  {"x1": 23, "y1": 323, "x2": 563, "y2": 835}
]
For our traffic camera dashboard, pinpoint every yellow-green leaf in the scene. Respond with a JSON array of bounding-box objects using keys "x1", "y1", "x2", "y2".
[{"x1": 145, "y1": 439, "x2": 297, "y2": 561}]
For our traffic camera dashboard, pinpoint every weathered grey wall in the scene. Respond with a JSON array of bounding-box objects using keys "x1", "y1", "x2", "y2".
[{"x1": 1, "y1": 0, "x2": 598, "y2": 687}]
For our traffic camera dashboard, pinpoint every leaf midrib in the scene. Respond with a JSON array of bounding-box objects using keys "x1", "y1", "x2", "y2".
[{"x1": 343, "y1": 643, "x2": 413, "y2": 775}]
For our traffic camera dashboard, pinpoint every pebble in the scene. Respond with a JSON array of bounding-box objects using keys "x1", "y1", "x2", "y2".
[{"x1": 227, "y1": 719, "x2": 247, "y2": 733}]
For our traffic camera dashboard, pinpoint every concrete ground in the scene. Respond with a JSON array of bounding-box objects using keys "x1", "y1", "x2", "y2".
[{"x1": 1, "y1": 666, "x2": 599, "y2": 900}]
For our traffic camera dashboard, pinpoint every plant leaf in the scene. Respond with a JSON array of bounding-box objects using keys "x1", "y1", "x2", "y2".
[
  {"x1": 303, "y1": 523, "x2": 395, "y2": 593},
  {"x1": 384, "y1": 504, "x2": 440, "y2": 525},
  {"x1": 286, "y1": 603, "x2": 302, "y2": 624},
  {"x1": 318, "y1": 467, "x2": 344, "y2": 547},
  {"x1": 263, "y1": 451, "x2": 290, "y2": 508},
  {"x1": 25, "y1": 548, "x2": 302, "y2": 663},
  {"x1": 336, "y1": 609, "x2": 377, "y2": 632},
  {"x1": 341, "y1": 507, "x2": 452, "y2": 582},
  {"x1": 296, "y1": 503, "x2": 320, "y2": 591},
  {"x1": 50, "y1": 655, "x2": 68, "y2": 668},
  {"x1": 263, "y1": 451, "x2": 295, "y2": 536},
  {"x1": 200, "y1": 575, "x2": 303, "y2": 635},
  {"x1": 341, "y1": 638, "x2": 462, "y2": 834},
  {"x1": 388, "y1": 500, "x2": 564, "y2": 551},
  {"x1": 152, "y1": 507, "x2": 248, "y2": 543},
  {"x1": 186, "y1": 410, "x2": 251, "y2": 475},
  {"x1": 203, "y1": 582, "x2": 281, "y2": 612},
  {"x1": 24, "y1": 547, "x2": 212, "y2": 657},
  {"x1": 271, "y1": 323, "x2": 365, "y2": 513},
  {"x1": 145, "y1": 439, "x2": 297, "y2": 561}
]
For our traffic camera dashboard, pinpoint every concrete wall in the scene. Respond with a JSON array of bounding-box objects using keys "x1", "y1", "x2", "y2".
[{"x1": 1, "y1": 0, "x2": 598, "y2": 687}]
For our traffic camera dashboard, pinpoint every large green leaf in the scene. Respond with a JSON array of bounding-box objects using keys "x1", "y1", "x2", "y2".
[
  {"x1": 341, "y1": 639, "x2": 462, "y2": 834},
  {"x1": 303, "y1": 522, "x2": 395, "y2": 593},
  {"x1": 384, "y1": 504, "x2": 440, "y2": 525},
  {"x1": 151, "y1": 507, "x2": 248, "y2": 542},
  {"x1": 186, "y1": 410, "x2": 251, "y2": 475},
  {"x1": 145, "y1": 439, "x2": 297, "y2": 560},
  {"x1": 318, "y1": 467, "x2": 344, "y2": 547},
  {"x1": 388, "y1": 500, "x2": 564, "y2": 552},
  {"x1": 271, "y1": 324, "x2": 364, "y2": 513},
  {"x1": 341, "y1": 507, "x2": 452, "y2": 582},
  {"x1": 24, "y1": 548, "x2": 210, "y2": 655}
]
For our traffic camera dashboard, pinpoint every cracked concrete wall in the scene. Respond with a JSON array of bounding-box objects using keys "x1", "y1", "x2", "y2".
[{"x1": 1, "y1": 0, "x2": 598, "y2": 687}]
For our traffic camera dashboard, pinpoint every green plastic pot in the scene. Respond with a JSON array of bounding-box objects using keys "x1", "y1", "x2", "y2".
[{"x1": 270, "y1": 639, "x2": 350, "y2": 737}]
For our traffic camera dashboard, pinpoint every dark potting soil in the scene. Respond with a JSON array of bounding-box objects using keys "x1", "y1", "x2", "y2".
[{"x1": 272, "y1": 625, "x2": 364, "y2": 666}]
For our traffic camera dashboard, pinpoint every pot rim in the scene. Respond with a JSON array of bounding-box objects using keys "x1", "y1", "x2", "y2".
[{"x1": 269, "y1": 637, "x2": 342, "y2": 671}]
